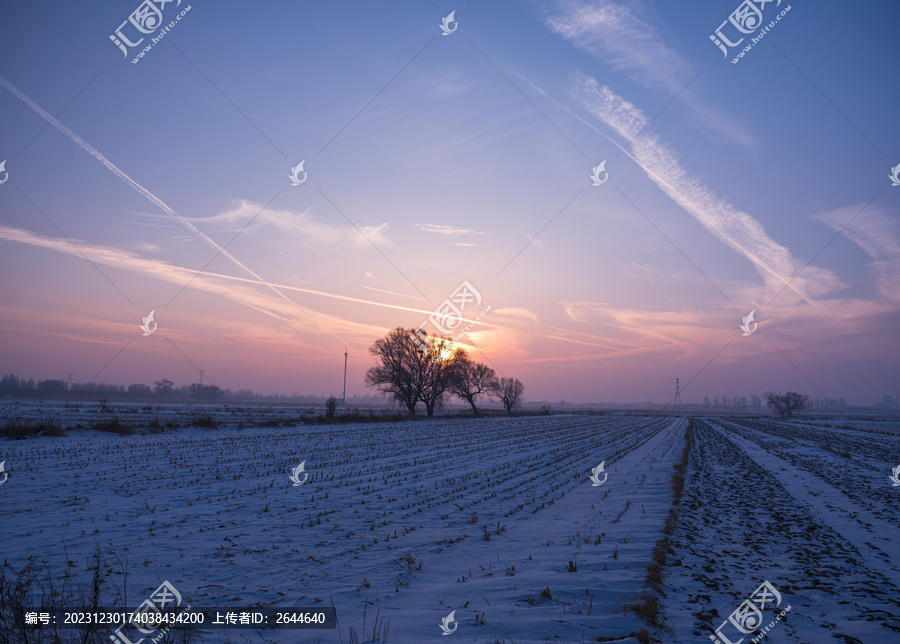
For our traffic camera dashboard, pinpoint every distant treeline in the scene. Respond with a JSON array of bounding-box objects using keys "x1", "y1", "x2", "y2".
[
  {"x1": 702, "y1": 394, "x2": 847, "y2": 412},
  {"x1": 0, "y1": 374, "x2": 364, "y2": 404}
]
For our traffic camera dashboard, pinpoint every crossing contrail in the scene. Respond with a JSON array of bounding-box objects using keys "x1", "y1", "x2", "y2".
[{"x1": 1, "y1": 74, "x2": 348, "y2": 344}]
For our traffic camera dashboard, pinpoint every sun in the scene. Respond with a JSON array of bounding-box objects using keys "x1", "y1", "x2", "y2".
[{"x1": 436, "y1": 340, "x2": 462, "y2": 362}]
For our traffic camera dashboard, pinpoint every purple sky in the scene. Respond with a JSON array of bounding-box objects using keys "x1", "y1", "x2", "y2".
[{"x1": 1, "y1": 1, "x2": 898, "y2": 405}]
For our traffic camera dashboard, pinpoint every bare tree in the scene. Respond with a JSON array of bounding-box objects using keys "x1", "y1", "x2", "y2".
[
  {"x1": 447, "y1": 350, "x2": 498, "y2": 417},
  {"x1": 364, "y1": 328, "x2": 462, "y2": 417},
  {"x1": 763, "y1": 391, "x2": 810, "y2": 419},
  {"x1": 418, "y1": 336, "x2": 463, "y2": 417},
  {"x1": 492, "y1": 377, "x2": 525, "y2": 415},
  {"x1": 365, "y1": 328, "x2": 421, "y2": 416},
  {"x1": 325, "y1": 396, "x2": 338, "y2": 418}
]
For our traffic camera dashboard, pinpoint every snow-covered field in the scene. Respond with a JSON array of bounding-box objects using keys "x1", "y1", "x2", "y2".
[{"x1": 1, "y1": 405, "x2": 899, "y2": 643}]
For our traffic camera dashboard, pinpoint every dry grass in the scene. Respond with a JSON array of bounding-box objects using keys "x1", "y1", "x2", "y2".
[
  {"x1": 621, "y1": 591, "x2": 663, "y2": 630},
  {"x1": 629, "y1": 419, "x2": 695, "y2": 636},
  {"x1": 0, "y1": 552, "x2": 205, "y2": 644},
  {"x1": 1, "y1": 419, "x2": 66, "y2": 439},
  {"x1": 92, "y1": 418, "x2": 133, "y2": 435}
]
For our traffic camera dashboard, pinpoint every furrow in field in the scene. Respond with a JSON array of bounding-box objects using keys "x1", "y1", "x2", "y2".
[
  {"x1": 719, "y1": 419, "x2": 900, "y2": 588},
  {"x1": 662, "y1": 418, "x2": 900, "y2": 644}
]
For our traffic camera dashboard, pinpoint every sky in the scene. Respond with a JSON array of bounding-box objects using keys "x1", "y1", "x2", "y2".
[{"x1": 0, "y1": 0, "x2": 898, "y2": 406}]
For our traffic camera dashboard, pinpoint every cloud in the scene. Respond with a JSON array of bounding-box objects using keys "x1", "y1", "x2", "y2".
[
  {"x1": 0, "y1": 224, "x2": 425, "y2": 343},
  {"x1": 572, "y1": 75, "x2": 846, "y2": 302},
  {"x1": 492, "y1": 308, "x2": 540, "y2": 322},
  {"x1": 614, "y1": 260, "x2": 677, "y2": 282},
  {"x1": 547, "y1": 0, "x2": 691, "y2": 87},
  {"x1": 132, "y1": 241, "x2": 161, "y2": 252},
  {"x1": 0, "y1": 75, "x2": 274, "y2": 293},
  {"x1": 545, "y1": 0, "x2": 755, "y2": 150},
  {"x1": 196, "y1": 201, "x2": 391, "y2": 247},
  {"x1": 415, "y1": 223, "x2": 487, "y2": 236},
  {"x1": 813, "y1": 205, "x2": 900, "y2": 301},
  {"x1": 560, "y1": 300, "x2": 609, "y2": 323}
]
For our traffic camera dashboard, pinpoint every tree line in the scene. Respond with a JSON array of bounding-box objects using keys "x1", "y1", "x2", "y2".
[
  {"x1": 365, "y1": 328, "x2": 525, "y2": 416},
  {"x1": 701, "y1": 393, "x2": 847, "y2": 414},
  {"x1": 0, "y1": 374, "x2": 227, "y2": 401}
]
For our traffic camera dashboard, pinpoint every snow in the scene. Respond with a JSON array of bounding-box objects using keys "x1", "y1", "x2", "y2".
[{"x1": 2, "y1": 404, "x2": 898, "y2": 643}]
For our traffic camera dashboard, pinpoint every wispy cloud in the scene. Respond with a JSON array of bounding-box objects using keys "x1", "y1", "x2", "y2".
[
  {"x1": 572, "y1": 75, "x2": 845, "y2": 302},
  {"x1": 561, "y1": 300, "x2": 609, "y2": 323},
  {"x1": 813, "y1": 205, "x2": 900, "y2": 301},
  {"x1": 0, "y1": 74, "x2": 320, "y2": 328},
  {"x1": 0, "y1": 224, "x2": 417, "y2": 339},
  {"x1": 547, "y1": 0, "x2": 691, "y2": 88},
  {"x1": 415, "y1": 223, "x2": 487, "y2": 236},
  {"x1": 545, "y1": 0, "x2": 755, "y2": 150},
  {"x1": 195, "y1": 201, "x2": 391, "y2": 247},
  {"x1": 0, "y1": 75, "x2": 272, "y2": 289}
]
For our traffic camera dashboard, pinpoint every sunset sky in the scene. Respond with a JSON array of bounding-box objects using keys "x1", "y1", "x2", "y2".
[{"x1": 1, "y1": 1, "x2": 898, "y2": 405}]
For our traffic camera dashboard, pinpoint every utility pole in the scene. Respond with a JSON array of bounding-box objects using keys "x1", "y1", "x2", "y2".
[{"x1": 340, "y1": 349, "x2": 348, "y2": 403}]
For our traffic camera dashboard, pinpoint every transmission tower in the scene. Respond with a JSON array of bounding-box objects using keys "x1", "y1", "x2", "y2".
[
  {"x1": 673, "y1": 378, "x2": 682, "y2": 406},
  {"x1": 198, "y1": 370, "x2": 205, "y2": 386}
]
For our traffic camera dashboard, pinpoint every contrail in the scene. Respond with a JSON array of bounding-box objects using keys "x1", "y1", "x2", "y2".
[
  {"x1": 0, "y1": 75, "x2": 347, "y2": 344},
  {"x1": 360, "y1": 285, "x2": 431, "y2": 302}
]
